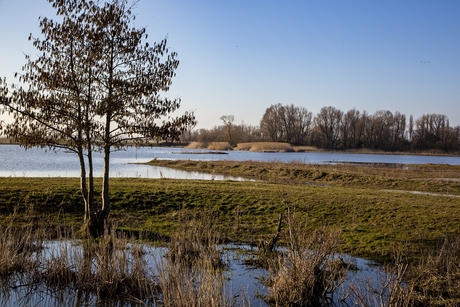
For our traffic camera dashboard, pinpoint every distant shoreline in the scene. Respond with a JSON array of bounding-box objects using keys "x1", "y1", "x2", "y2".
[{"x1": 1, "y1": 139, "x2": 459, "y2": 157}]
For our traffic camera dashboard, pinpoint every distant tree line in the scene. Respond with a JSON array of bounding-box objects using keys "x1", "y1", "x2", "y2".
[{"x1": 183, "y1": 103, "x2": 460, "y2": 152}]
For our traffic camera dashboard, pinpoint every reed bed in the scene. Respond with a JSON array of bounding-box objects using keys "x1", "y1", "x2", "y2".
[
  {"x1": 185, "y1": 141, "x2": 205, "y2": 149},
  {"x1": 406, "y1": 235, "x2": 460, "y2": 305},
  {"x1": 155, "y1": 213, "x2": 247, "y2": 307},
  {"x1": 349, "y1": 248, "x2": 416, "y2": 307},
  {"x1": 3, "y1": 212, "x2": 460, "y2": 305},
  {"x1": 0, "y1": 215, "x2": 250, "y2": 307},
  {"x1": 236, "y1": 142, "x2": 295, "y2": 152},
  {"x1": 0, "y1": 224, "x2": 43, "y2": 279},
  {"x1": 207, "y1": 142, "x2": 232, "y2": 151},
  {"x1": 260, "y1": 212, "x2": 348, "y2": 305},
  {"x1": 292, "y1": 145, "x2": 321, "y2": 152}
]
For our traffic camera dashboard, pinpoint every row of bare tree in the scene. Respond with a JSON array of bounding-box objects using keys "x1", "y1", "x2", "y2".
[{"x1": 185, "y1": 104, "x2": 460, "y2": 152}]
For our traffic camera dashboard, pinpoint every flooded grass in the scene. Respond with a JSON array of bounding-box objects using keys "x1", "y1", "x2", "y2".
[
  {"x1": 1, "y1": 160, "x2": 460, "y2": 305},
  {"x1": 0, "y1": 214, "x2": 414, "y2": 307}
]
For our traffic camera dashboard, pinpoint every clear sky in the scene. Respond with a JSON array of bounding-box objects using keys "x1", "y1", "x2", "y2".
[{"x1": 1, "y1": 0, "x2": 459, "y2": 129}]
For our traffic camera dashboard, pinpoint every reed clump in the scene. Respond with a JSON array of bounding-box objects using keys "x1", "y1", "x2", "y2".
[
  {"x1": 207, "y1": 142, "x2": 232, "y2": 151},
  {"x1": 38, "y1": 228, "x2": 159, "y2": 303},
  {"x1": 186, "y1": 141, "x2": 232, "y2": 150},
  {"x1": 406, "y1": 236, "x2": 460, "y2": 305},
  {"x1": 292, "y1": 145, "x2": 321, "y2": 152},
  {"x1": 185, "y1": 141, "x2": 206, "y2": 149},
  {"x1": 0, "y1": 224, "x2": 42, "y2": 278},
  {"x1": 260, "y1": 212, "x2": 349, "y2": 306},
  {"x1": 349, "y1": 247, "x2": 416, "y2": 307},
  {"x1": 156, "y1": 213, "x2": 246, "y2": 307},
  {"x1": 0, "y1": 213, "x2": 250, "y2": 306},
  {"x1": 236, "y1": 142, "x2": 295, "y2": 152}
]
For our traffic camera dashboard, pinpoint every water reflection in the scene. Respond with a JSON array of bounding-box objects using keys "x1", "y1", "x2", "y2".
[
  {"x1": 1, "y1": 145, "x2": 459, "y2": 179},
  {"x1": 0, "y1": 240, "x2": 385, "y2": 307},
  {"x1": 0, "y1": 146, "x2": 247, "y2": 180}
]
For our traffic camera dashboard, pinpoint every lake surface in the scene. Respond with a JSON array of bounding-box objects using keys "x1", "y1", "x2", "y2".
[{"x1": 1, "y1": 145, "x2": 459, "y2": 178}]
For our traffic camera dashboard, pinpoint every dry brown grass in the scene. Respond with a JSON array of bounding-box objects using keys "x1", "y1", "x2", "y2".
[
  {"x1": 349, "y1": 247, "x2": 416, "y2": 307},
  {"x1": 260, "y1": 211, "x2": 348, "y2": 306},
  {"x1": 0, "y1": 138, "x2": 13, "y2": 145},
  {"x1": 207, "y1": 142, "x2": 232, "y2": 151},
  {"x1": 0, "y1": 213, "x2": 249, "y2": 306},
  {"x1": 236, "y1": 142, "x2": 295, "y2": 152},
  {"x1": 0, "y1": 225, "x2": 42, "y2": 279},
  {"x1": 185, "y1": 141, "x2": 206, "y2": 149},
  {"x1": 405, "y1": 236, "x2": 460, "y2": 305},
  {"x1": 292, "y1": 145, "x2": 321, "y2": 152},
  {"x1": 155, "y1": 214, "x2": 246, "y2": 307}
]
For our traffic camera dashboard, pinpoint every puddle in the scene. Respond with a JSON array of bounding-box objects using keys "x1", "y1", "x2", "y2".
[
  {"x1": 0, "y1": 240, "x2": 392, "y2": 307},
  {"x1": 383, "y1": 189, "x2": 460, "y2": 198}
]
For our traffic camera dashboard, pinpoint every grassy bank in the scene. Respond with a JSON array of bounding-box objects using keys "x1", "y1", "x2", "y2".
[{"x1": 1, "y1": 161, "x2": 460, "y2": 262}]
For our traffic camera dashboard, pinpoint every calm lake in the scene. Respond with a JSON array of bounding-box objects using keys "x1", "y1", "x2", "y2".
[{"x1": 1, "y1": 145, "x2": 459, "y2": 179}]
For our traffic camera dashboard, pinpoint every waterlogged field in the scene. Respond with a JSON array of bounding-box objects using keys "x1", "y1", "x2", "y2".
[
  {"x1": 1, "y1": 160, "x2": 460, "y2": 305},
  {"x1": 1, "y1": 161, "x2": 460, "y2": 260}
]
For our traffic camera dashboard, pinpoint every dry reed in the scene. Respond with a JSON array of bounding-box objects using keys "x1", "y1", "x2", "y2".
[
  {"x1": 406, "y1": 235, "x2": 460, "y2": 305},
  {"x1": 261, "y1": 211, "x2": 348, "y2": 306},
  {"x1": 185, "y1": 141, "x2": 206, "y2": 149},
  {"x1": 349, "y1": 247, "x2": 416, "y2": 307},
  {"x1": 39, "y1": 228, "x2": 159, "y2": 303},
  {"x1": 236, "y1": 142, "x2": 295, "y2": 152},
  {"x1": 0, "y1": 213, "x2": 251, "y2": 306},
  {"x1": 155, "y1": 213, "x2": 248, "y2": 307},
  {"x1": 0, "y1": 224, "x2": 42, "y2": 279},
  {"x1": 207, "y1": 142, "x2": 232, "y2": 151},
  {"x1": 292, "y1": 145, "x2": 321, "y2": 152}
]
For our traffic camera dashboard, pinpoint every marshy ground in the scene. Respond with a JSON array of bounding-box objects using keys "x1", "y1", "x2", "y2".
[
  {"x1": 1, "y1": 160, "x2": 460, "y2": 305},
  {"x1": 1, "y1": 161, "x2": 460, "y2": 261}
]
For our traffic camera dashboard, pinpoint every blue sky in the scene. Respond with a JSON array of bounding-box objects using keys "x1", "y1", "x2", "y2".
[{"x1": 1, "y1": 0, "x2": 459, "y2": 129}]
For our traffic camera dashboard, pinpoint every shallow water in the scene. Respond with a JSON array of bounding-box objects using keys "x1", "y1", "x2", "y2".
[
  {"x1": 1, "y1": 145, "x2": 459, "y2": 179},
  {"x1": 0, "y1": 240, "x2": 386, "y2": 307}
]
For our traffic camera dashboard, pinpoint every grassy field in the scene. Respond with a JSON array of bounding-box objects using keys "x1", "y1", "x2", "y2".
[{"x1": 1, "y1": 160, "x2": 459, "y2": 263}]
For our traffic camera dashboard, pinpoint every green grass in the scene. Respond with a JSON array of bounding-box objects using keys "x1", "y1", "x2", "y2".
[{"x1": 1, "y1": 162, "x2": 459, "y2": 263}]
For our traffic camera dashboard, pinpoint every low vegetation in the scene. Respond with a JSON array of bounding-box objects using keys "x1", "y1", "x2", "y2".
[
  {"x1": 1, "y1": 160, "x2": 460, "y2": 305},
  {"x1": 236, "y1": 142, "x2": 295, "y2": 152},
  {"x1": 185, "y1": 141, "x2": 232, "y2": 150}
]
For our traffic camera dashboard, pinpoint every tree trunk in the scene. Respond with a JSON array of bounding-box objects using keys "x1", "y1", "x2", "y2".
[
  {"x1": 78, "y1": 150, "x2": 89, "y2": 221},
  {"x1": 102, "y1": 143, "x2": 111, "y2": 220}
]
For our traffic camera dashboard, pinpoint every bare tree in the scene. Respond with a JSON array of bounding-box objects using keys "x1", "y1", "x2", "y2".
[
  {"x1": 314, "y1": 106, "x2": 343, "y2": 149},
  {"x1": 0, "y1": 0, "x2": 195, "y2": 236},
  {"x1": 260, "y1": 103, "x2": 284, "y2": 142},
  {"x1": 341, "y1": 108, "x2": 363, "y2": 148},
  {"x1": 220, "y1": 114, "x2": 235, "y2": 145},
  {"x1": 392, "y1": 111, "x2": 406, "y2": 150},
  {"x1": 413, "y1": 114, "x2": 450, "y2": 150},
  {"x1": 408, "y1": 115, "x2": 414, "y2": 142},
  {"x1": 260, "y1": 103, "x2": 312, "y2": 145}
]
